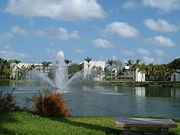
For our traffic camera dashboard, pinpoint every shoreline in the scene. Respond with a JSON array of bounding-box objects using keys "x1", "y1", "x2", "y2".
[{"x1": 1, "y1": 79, "x2": 180, "y2": 88}]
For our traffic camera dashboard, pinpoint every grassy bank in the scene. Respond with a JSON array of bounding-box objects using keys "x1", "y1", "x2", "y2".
[
  {"x1": 101, "y1": 81, "x2": 180, "y2": 88},
  {"x1": 0, "y1": 112, "x2": 180, "y2": 135}
]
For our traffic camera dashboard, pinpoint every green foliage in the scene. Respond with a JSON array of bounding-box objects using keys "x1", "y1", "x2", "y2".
[
  {"x1": 0, "y1": 88, "x2": 17, "y2": 113},
  {"x1": 84, "y1": 57, "x2": 92, "y2": 63},
  {"x1": 68, "y1": 63, "x2": 82, "y2": 77},
  {"x1": 64, "y1": 59, "x2": 72, "y2": 66},
  {"x1": 169, "y1": 58, "x2": 180, "y2": 70},
  {"x1": 26, "y1": 90, "x2": 70, "y2": 117},
  {"x1": 0, "y1": 111, "x2": 180, "y2": 135},
  {"x1": 0, "y1": 58, "x2": 12, "y2": 79},
  {"x1": 42, "y1": 61, "x2": 52, "y2": 73}
]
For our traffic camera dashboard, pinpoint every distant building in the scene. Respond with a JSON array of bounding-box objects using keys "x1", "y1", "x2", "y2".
[
  {"x1": 10, "y1": 63, "x2": 31, "y2": 79},
  {"x1": 171, "y1": 70, "x2": 180, "y2": 82},
  {"x1": 10, "y1": 62, "x2": 53, "y2": 79},
  {"x1": 82, "y1": 61, "x2": 106, "y2": 81},
  {"x1": 134, "y1": 69, "x2": 145, "y2": 82}
]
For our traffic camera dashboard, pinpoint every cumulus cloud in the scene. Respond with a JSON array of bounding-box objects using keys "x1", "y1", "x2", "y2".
[
  {"x1": 154, "y1": 49, "x2": 166, "y2": 56},
  {"x1": 144, "y1": 18, "x2": 178, "y2": 32},
  {"x1": 122, "y1": 50, "x2": 134, "y2": 56},
  {"x1": 0, "y1": 33, "x2": 13, "y2": 43},
  {"x1": 11, "y1": 26, "x2": 28, "y2": 36},
  {"x1": 147, "y1": 36, "x2": 176, "y2": 47},
  {"x1": 36, "y1": 27, "x2": 79, "y2": 40},
  {"x1": 93, "y1": 38, "x2": 113, "y2": 48},
  {"x1": 101, "y1": 22, "x2": 139, "y2": 38},
  {"x1": 10, "y1": 26, "x2": 79, "y2": 40},
  {"x1": 137, "y1": 48, "x2": 150, "y2": 56},
  {"x1": 74, "y1": 49, "x2": 84, "y2": 54},
  {"x1": 122, "y1": 1, "x2": 137, "y2": 9},
  {"x1": 142, "y1": 56, "x2": 154, "y2": 64},
  {"x1": 0, "y1": 45, "x2": 29, "y2": 59},
  {"x1": 142, "y1": 0, "x2": 180, "y2": 13},
  {"x1": 5, "y1": 0, "x2": 106, "y2": 21}
]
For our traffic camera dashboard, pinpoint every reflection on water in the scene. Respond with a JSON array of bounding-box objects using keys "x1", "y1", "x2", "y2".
[
  {"x1": 114, "y1": 86, "x2": 180, "y2": 98},
  {"x1": 0, "y1": 82, "x2": 180, "y2": 118}
]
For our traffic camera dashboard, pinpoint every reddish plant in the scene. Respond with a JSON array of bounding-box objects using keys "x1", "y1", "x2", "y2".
[
  {"x1": 0, "y1": 88, "x2": 16, "y2": 112},
  {"x1": 26, "y1": 90, "x2": 70, "y2": 117}
]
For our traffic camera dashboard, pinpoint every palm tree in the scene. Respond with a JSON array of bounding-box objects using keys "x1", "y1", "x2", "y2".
[
  {"x1": 84, "y1": 57, "x2": 92, "y2": 80},
  {"x1": 106, "y1": 59, "x2": 115, "y2": 80},
  {"x1": 64, "y1": 59, "x2": 72, "y2": 66},
  {"x1": 13, "y1": 60, "x2": 21, "y2": 80},
  {"x1": 84, "y1": 57, "x2": 92, "y2": 68},
  {"x1": 42, "y1": 61, "x2": 52, "y2": 73},
  {"x1": 28, "y1": 64, "x2": 35, "y2": 71},
  {"x1": 132, "y1": 59, "x2": 141, "y2": 81},
  {"x1": 139, "y1": 64, "x2": 146, "y2": 81},
  {"x1": 126, "y1": 60, "x2": 133, "y2": 67}
]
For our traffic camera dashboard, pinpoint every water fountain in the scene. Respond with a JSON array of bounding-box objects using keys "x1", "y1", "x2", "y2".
[{"x1": 16, "y1": 51, "x2": 84, "y2": 93}]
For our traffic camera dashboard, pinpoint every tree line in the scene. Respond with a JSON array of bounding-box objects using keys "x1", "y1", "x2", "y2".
[{"x1": 0, "y1": 57, "x2": 179, "y2": 81}]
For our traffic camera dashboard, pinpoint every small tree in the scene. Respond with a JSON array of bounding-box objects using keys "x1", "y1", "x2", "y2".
[
  {"x1": 64, "y1": 59, "x2": 72, "y2": 66},
  {"x1": 106, "y1": 59, "x2": 115, "y2": 80},
  {"x1": 84, "y1": 57, "x2": 92, "y2": 80}
]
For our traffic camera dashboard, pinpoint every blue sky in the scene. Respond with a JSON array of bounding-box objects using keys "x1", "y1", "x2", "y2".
[{"x1": 0, "y1": 0, "x2": 179, "y2": 64}]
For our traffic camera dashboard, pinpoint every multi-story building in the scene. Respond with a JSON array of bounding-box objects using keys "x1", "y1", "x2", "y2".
[{"x1": 10, "y1": 62, "x2": 54, "y2": 79}]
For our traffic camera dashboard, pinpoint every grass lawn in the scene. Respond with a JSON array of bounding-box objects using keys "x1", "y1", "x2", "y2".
[{"x1": 0, "y1": 111, "x2": 180, "y2": 135}]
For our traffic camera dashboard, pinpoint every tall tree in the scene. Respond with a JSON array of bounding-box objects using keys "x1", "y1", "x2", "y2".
[
  {"x1": 106, "y1": 59, "x2": 115, "y2": 80},
  {"x1": 42, "y1": 61, "x2": 52, "y2": 73},
  {"x1": 64, "y1": 59, "x2": 72, "y2": 66},
  {"x1": 84, "y1": 57, "x2": 92, "y2": 80},
  {"x1": 125, "y1": 60, "x2": 133, "y2": 67}
]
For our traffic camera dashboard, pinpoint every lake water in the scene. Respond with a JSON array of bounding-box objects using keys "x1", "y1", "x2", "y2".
[{"x1": 1, "y1": 83, "x2": 180, "y2": 118}]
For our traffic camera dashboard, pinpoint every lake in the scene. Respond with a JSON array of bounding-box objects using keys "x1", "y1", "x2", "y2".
[{"x1": 1, "y1": 83, "x2": 180, "y2": 118}]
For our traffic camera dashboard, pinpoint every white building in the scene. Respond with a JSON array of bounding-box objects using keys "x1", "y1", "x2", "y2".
[
  {"x1": 123, "y1": 66, "x2": 145, "y2": 82},
  {"x1": 83, "y1": 61, "x2": 106, "y2": 81},
  {"x1": 134, "y1": 69, "x2": 145, "y2": 82},
  {"x1": 10, "y1": 62, "x2": 53, "y2": 79},
  {"x1": 10, "y1": 63, "x2": 32, "y2": 79},
  {"x1": 171, "y1": 70, "x2": 180, "y2": 81}
]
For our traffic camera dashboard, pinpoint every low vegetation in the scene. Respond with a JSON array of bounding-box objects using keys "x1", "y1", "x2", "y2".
[
  {"x1": 0, "y1": 88, "x2": 17, "y2": 113},
  {"x1": 106, "y1": 81, "x2": 180, "y2": 87},
  {"x1": 26, "y1": 90, "x2": 70, "y2": 117},
  {"x1": 0, "y1": 111, "x2": 180, "y2": 135}
]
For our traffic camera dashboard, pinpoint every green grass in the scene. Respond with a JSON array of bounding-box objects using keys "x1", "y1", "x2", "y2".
[{"x1": 0, "y1": 112, "x2": 180, "y2": 135}]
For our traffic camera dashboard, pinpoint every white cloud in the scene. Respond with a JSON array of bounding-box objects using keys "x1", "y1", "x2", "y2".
[
  {"x1": 37, "y1": 27, "x2": 79, "y2": 40},
  {"x1": 3, "y1": 45, "x2": 14, "y2": 51},
  {"x1": 142, "y1": 0, "x2": 180, "y2": 13},
  {"x1": 11, "y1": 26, "x2": 28, "y2": 36},
  {"x1": 122, "y1": 50, "x2": 134, "y2": 56},
  {"x1": 93, "y1": 38, "x2": 113, "y2": 48},
  {"x1": 5, "y1": 0, "x2": 106, "y2": 21},
  {"x1": 148, "y1": 36, "x2": 176, "y2": 47},
  {"x1": 154, "y1": 49, "x2": 166, "y2": 57},
  {"x1": 0, "y1": 45, "x2": 29, "y2": 59},
  {"x1": 142, "y1": 56, "x2": 154, "y2": 64},
  {"x1": 74, "y1": 49, "x2": 84, "y2": 54},
  {"x1": 0, "y1": 33, "x2": 13, "y2": 43},
  {"x1": 144, "y1": 18, "x2": 178, "y2": 32},
  {"x1": 10, "y1": 26, "x2": 79, "y2": 40},
  {"x1": 101, "y1": 22, "x2": 139, "y2": 38},
  {"x1": 137, "y1": 48, "x2": 150, "y2": 56},
  {"x1": 122, "y1": 1, "x2": 137, "y2": 9}
]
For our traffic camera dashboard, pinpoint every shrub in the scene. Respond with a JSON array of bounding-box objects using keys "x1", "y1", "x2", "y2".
[
  {"x1": 0, "y1": 88, "x2": 16, "y2": 113},
  {"x1": 26, "y1": 90, "x2": 70, "y2": 117}
]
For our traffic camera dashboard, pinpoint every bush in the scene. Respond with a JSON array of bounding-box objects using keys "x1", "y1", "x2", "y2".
[
  {"x1": 26, "y1": 90, "x2": 70, "y2": 117},
  {"x1": 0, "y1": 88, "x2": 16, "y2": 113}
]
